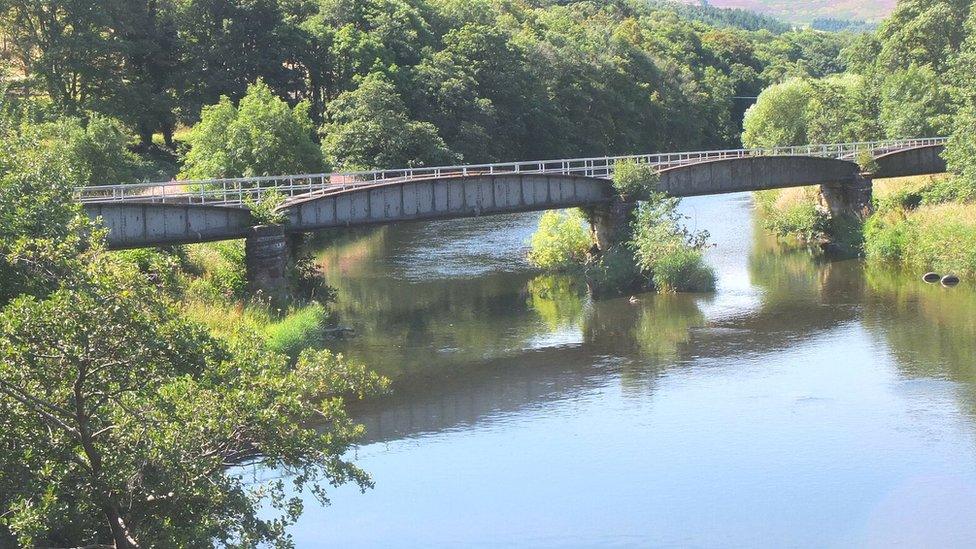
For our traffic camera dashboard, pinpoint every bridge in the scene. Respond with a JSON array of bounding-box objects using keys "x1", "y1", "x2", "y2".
[{"x1": 75, "y1": 138, "x2": 948, "y2": 296}]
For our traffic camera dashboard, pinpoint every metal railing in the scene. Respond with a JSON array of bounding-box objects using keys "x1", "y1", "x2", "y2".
[{"x1": 74, "y1": 137, "x2": 947, "y2": 207}]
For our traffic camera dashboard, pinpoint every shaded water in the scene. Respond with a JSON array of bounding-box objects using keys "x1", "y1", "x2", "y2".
[{"x1": 291, "y1": 193, "x2": 976, "y2": 547}]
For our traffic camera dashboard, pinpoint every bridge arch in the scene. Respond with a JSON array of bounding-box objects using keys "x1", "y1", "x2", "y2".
[
  {"x1": 281, "y1": 173, "x2": 613, "y2": 231},
  {"x1": 871, "y1": 144, "x2": 946, "y2": 179},
  {"x1": 84, "y1": 201, "x2": 254, "y2": 249},
  {"x1": 655, "y1": 155, "x2": 861, "y2": 197}
]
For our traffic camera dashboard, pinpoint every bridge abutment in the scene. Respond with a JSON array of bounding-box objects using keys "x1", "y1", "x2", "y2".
[
  {"x1": 586, "y1": 199, "x2": 637, "y2": 253},
  {"x1": 245, "y1": 225, "x2": 292, "y2": 303},
  {"x1": 819, "y1": 176, "x2": 873, "y2": 220}
]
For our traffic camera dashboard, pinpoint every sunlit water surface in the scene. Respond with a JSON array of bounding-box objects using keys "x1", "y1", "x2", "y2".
[{"x1": 280, "y1": 193, "x2": 976, "y2": 548}]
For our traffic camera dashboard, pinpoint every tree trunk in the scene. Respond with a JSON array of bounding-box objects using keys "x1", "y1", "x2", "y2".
[{"x1": 103, "y1": 502, "x2": 140, "y2": 548}]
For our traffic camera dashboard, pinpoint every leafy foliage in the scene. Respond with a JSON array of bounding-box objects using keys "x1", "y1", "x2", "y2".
[
  {"x1": 320, "y1": 72, "x2": 455, "y2": 170},
  {"x1": 0, "y1": 257, "x2": 386, "y2": 545},
  {"x1": 0, "y1": 129, "x2": 386, "y2": 546},
  {"x1": 630, "y1": 195, "x2": 715, "y2": 293},
  {"x1": 181, "y1": 80, "x2": 323, "y2": 179},
  {"x1": 1, "y1": 0, "x2": 862, "y2": 171},
  {"x1": 742, "y1": 78, "x2": 814, "y2": 147},
  {"x1": 527, "y1": 209, "x2": 591, "y2": 272},
  {"x1": 612, "y1": 160, "x2": 659, "y2": 201},
  {"x1": 245, "y1": 189, "x2": 289, "y2": 226}
]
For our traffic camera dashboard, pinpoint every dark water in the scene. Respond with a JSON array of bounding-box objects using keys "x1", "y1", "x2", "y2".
[{"x1": 287, "y1": 193, "x2": 976, "y2": 547}]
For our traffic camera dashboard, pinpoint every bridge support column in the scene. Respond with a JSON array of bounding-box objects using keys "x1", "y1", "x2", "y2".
[
  {"x1": 587, "y1": 198, "x2": 637, "y2": 253},
  {"x1": 245, "y1": 225, "x2": 292, "y2": 303},
  {"x1": 820, "y1": 176, "x2": 873, "y2": 220}
]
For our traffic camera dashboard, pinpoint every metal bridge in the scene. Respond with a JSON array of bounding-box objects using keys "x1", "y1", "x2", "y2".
[
  {"x1": 75, "y1": 138, "x2": 947, "y2": 207},
  {"x1": 74, "y1": 138, "x2": 948, "y2": 250}
]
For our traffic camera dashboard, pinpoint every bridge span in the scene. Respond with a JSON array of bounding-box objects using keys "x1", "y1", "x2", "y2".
[{"x1": 76, "y1": 138, "x2": 947, "y2": 250}]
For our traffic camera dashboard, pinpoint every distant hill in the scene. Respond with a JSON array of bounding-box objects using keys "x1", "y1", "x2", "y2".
[
  {"x1": 647, "y1": 0, "x2": 791, "y2": 33},
  {"x1": 681, "y1": 0, "x2": 897, "y2": 23}
]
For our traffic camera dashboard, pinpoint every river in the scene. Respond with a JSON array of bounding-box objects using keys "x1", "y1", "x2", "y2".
[{"x1": 284, "y1": 192, "x2": 976, "y2": 547}]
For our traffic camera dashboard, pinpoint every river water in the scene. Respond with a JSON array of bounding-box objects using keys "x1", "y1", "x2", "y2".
[{"x1": 288, "y1": 192, "x2": 976, "y2": 547}]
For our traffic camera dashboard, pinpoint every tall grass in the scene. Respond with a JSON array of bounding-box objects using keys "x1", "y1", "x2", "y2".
[
  {"x1": 184, "y1": 299, "x2": 331, "y2": 357},
  {"x1": 866, "y1": 202, "x2": 976, "y2": 276},
  {"x1": 754, "y1": 187, "x2": 829, "y2": 242}
]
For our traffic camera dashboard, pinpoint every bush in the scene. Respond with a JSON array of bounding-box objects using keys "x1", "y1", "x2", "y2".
[
  {"x1": 755, "y1": 188, "x2": 830, "y2": 241},
  {"x1": 630, "y1": 194, "x2": 715, "y2": 293},
  {"x1": 864, "y1": 211, "x2": 909, "y2": 263},
  {"x1": 612, "y1": 159, "x2": 658, "y2": 200},
  {"x1": 865, "y1": 202, "x2": 976, "y2": 276},
  {"x1": 585, "y1": 244, "x2": 646, "y2": 297},
  {"x1": 245, "y1": 189, "x2": 288, "y2": 225},
  {"x1": 183, "y1": 241, "x2": 248, "y2": 302},
  {"x1": 527, "y1": 209, "x2": 591, "y2": 271},
  {"x1": 64, "y1": 114, "x2": 146, "y2": 185},
  {"x1": 181, "y1": 80, "x2": 323, "y2": 179},
  {"x1": 651, "y1": 247, "x2": 715, "y2": 293}
]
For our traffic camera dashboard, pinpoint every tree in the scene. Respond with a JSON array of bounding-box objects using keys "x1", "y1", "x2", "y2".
[
  {"x1": 0, "y1": 252, "x2": 385, "y2": 546},
  {"x1": 879, "y1": 64, "x2": 953, "y2": 138},
  {"x1": 527, "y1": 209, "x2": 591, "y2": 271},
  {"x1": 876, "y1": 0, "x2": 972, "y2": 73},
  {"x1": 0, "y1": 115, "x2": 386, "y2": 545},
  {"x1": 181, "y1": 80, "x2": 323, "y2": 179},
  {"x1": 171, "y1": 0, "x2": 296, "y2": 125},
  {"x1": 110, "y1": 0, "x2": 180, "y2": 148},
  {"x1": 804, "y1": 74, "x2": 880, "y2": 144},
  {"x1": 945, "y1": 8, "x2": 976, "y2": 196},
  {"x1": 412, "y1": 23, "x2": 535, "y2": 162},
  {"x1": 320, "y1": 72, "x2": 454, "y2": 170},
  {"x1": 0, "y1": 0, "x2": 124, "y2": 114},
  {"x1": 742, "y1": 78, "x2": 814, "y2": 148}
]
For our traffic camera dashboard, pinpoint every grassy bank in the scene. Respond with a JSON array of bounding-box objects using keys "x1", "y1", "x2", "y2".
[
  {"x1": 120, "y1": 240, "x2": 337, "y2": 357},
  {"x1": 866, "y1": 175, "x2": 976, "y2": 277},
  {"x1": 755, "y1": 174, "x2": 976, "y2": 278}
]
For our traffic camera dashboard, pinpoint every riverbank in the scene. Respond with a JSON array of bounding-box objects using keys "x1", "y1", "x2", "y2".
[
  {"x1": 120, "y1": 241, "x2": 339, "y2": 358},
  {"x1": 755, "y1": 174, "x2": 976, "y2": 277}
]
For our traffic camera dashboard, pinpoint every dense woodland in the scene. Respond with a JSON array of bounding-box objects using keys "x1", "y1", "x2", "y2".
[
  {"x1": 0, "y1": 0, "x2": 857, "y2": 177},
  {"x1": 2, "y1": 0, "x2": 973, "y2": 547}
]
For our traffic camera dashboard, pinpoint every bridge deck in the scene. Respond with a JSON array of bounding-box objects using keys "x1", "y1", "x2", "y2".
[{"x1": 75, "y1": 138, "x2": 946, "y2": 208}]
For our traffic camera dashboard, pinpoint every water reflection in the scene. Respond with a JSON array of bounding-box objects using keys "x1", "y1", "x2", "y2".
[{"x1": 287, "y1": 195, "x2": 976, "y2": 547}]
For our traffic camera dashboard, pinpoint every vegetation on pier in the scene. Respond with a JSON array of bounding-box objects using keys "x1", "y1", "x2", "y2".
[{"x1": 528, "y1": 161, "x2": 714, "y2": 295}]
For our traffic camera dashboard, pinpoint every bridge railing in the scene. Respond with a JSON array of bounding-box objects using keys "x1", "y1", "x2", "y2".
[{"x1": 74, "y1": 137, "x2": 947, "y2": 206}]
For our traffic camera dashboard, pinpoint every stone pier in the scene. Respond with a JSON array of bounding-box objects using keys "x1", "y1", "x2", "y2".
[
  {"x1": 586, "y1": 198, "x2": 637, "y2": 253},
  {"x1": 245, "y1": 225, "x2": 291, "y2": 302},
  {"x1": 819, "y1": 176, "x2": 873, "y2": 220}
]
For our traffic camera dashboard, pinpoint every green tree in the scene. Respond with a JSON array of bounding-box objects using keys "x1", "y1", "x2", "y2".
[
  {"x1": 172, "y1": 0, "x2": 296, "y2": 124},
  {"x1": 0, "y1": 111, "x2": 386, "y2": 546},
  {"x1": 412, "y1": 23, "x2": 536, "y2": 162},
  {"x1": 804, "y1": 74, "x2": 880, "y2": 144},
  {"x1": 879, "y1": 64, "x2": 953, "y2": 138},
  {"x1": 0, "y1": 0, "x2": 123, "y2": 114},
  {"x1": 320, "y1": 72, "x2": 454, "y2": 170},
  {"x1": 742, "y1": 78, "x2": 813, "y2": 147},
  {"x1": 945, "y1": 8, "x2": 976, "y2": 195},
  {"x1": 181, "y1": 80, "x2": 323, "y2": 179},
  {"x1": 110, "y1": 0, "x2": 180, "y2": 147},
  {"x1": 0, "y1": 252, "x2": 385, "y2": 546},
  {"x1": 876, "y1": 0, "x2": 972, "y2": 73}
]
